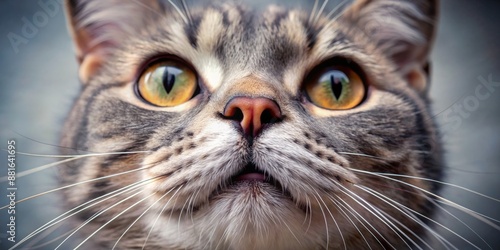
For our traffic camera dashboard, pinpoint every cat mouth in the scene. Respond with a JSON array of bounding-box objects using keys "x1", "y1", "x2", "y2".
[
  {"x1": 231, "y1": 163, "x2": 268, "y2": 182},
  {"x1": 224, "y1": 163, "x2": 293, "y2": 198},
  {"x1": 190, "y1": 163, "x2": 305, "y2": 214}
]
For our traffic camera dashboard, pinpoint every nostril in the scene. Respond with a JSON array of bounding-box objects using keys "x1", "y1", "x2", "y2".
[
  {"x1": 260, "y1": 109, "x2": 276, "y2": 124},
  {"x1": 231, "y1": 108, "x2": 244, "y2": 122}
]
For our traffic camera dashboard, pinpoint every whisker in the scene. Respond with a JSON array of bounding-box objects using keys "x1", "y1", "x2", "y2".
[
  {"x1": 21, "y1": 227, "x2": 75, "y2": 250},
  {"x1": 55, "y1": 190, "x2": 147, "y2": 249},
  {"x1": 368, "y1": 172, "x2": 500, "y2": 203},
  {"x1": 212, "y1": 229, "x2": 225, "y2": 250},
  {"x1": 357, "y1": 184, "x2": 477, "y2": 250},
  {"x1": 314, "y1": 190, "x2": 346, "y2": 250},
  {"x1": 312, "y1": 193, "x2": 330, "y2": 249},
  {"x1": 338, "y1": 186, "x2": 408, "y2": 249},
  {"x1": 303, "y1": 193, "x2": 313, "y2": 233},
  {"x1": 281, "y1": 217, "x2": 303, "y2": 247},
  {"x1": 201, "y1": 206, "x2": 226, "y2": 249},
  {"x1": 75, "y1": 192, "x2": 157, "y2": 249},
  {"x1": 325, "y1": 0, "x2": 350, "y2": 21},
  {"x1": 313, "y1": 0, "x2": 329, "y2": 25},
  {"x1": 1, "y1": 161, "x2": 154, "y2": 210},
  {"x1": 0, "y1": 150, "x2": 150, "y2": 182},
  {"x1": 22, "y1": 220, "x2": 65, "y2": 249},
  {"x1": 329, "y1": 196, "x2": 375, "y2": 250},
  {"x1": 112, "y1": 188, "x2": 175, "y2": 249},
  {"x1": 12, "y1": 150, "x2": 150, "y2": 159},
  {"x1": 444, "y1": 166, "x2": 500, "y2": 175},
  {"x1": 181, "y1": 0, "x2": 193, "y2": 25},
  {"x1": 335, "y1": 195, "x2": 390, "y2": 249},
  {"x1": 428, "y1": 198, "x2": 492, "y2": 250},
  {"x1": 356, "y1": 185, "x2": 450, "y2": 250},
  {"x1": 350, "y1": 168, "x2": 500, "y2": 227},
  {"x1": 128, "y1": 0, "x2": 189, "y2": 37},
  {"x1": 434, "y1": 198, "x2": 500, "y2": 230},
  {"x1": 141, "y1": 185, "x2": 184, "y2": 250},
  {"x1": 177, "y1": 188, "x2": 192, "y2": 233},
  {"x1": 375, "y1": 207, "x2": 432, "y2": 250},
  {"x1": 10, "y1": 178, "x2": 159, "y2": 249},
  {"x1": 187, "y1": 186, "x2": 203, "y2": 224},
  {"x1": 7, "y1": 129, "x2": 90, "y2": 152},
  {"x1": 309, "y1": 0, "x2": 320, "y2": 24},
  {"x1": 1, "y1": 157, "x2": 77, "y2": 182},
  {"x1": 167, "y1": 0, "x2": 189, "y2": 24},
  {"x1": 3, "y1": 151, "x2": 77, "y2": 158}
]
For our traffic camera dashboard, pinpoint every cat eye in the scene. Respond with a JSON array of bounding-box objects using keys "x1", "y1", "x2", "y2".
[
  {"x1": 305, "y1": 66, "x2": 366, "y2": 110},
  {"x1": 137, "y1": 60, "x2": 198, "y2": 107}
]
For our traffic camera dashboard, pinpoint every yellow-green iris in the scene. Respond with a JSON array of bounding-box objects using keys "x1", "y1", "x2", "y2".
[
  {"x1": 138, "y1": 61, "x2": 197, "y2": 107},
  {"x1": 306, "y1": 67, "x2": 365, "y2": 110}
]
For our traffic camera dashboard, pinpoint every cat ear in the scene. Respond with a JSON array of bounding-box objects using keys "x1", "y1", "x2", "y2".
[
  {"x1": 343, "y1": 0, "x2": 438, "y2": 92},
  {"x1": 65, "y1": 0, "x2": 162, "y2": 83}
]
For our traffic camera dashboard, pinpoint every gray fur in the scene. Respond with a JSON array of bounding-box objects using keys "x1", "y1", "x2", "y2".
[{"x1": 59, "y1": 0, "x2": 442, "y2": 249}]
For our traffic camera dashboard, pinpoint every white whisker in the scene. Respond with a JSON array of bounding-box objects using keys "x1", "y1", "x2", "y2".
[
  {"x1": 0, "y1": 151, "x2": 149, "y2": 182},
  {"x1": 177, "y1": 189, "x2": 192, "y2": 233},
  {"x1": 371, "y1": 172, "x2": 500, "y2": 203},
  {"x1": 309, "y1": 0, "x2": 320, "y2": 24},
  {"x1": 22, "y1": 220, "x2": 65, "y2": 249},
  {"x1": 314, "y1": 190, "x2": 346, "y2": 250},
  {"x1": 142, "y1": 185, "x2": 183, "y2": 250},
  {"x1": 313, "y1": 0, "x2": 329, "y2": 25},
  {"x1": 350, "y1": 168, "x2": 500, "y2": 228},
  {"x1": 112, "y1": 188, "x2": 176, "y2": 250},
  {"x1": 338, "y1": 186, "x2": 407, "y2": 249},
  {"x1": 312, "y1": 193, "x2": 330, "y2": 249},
  {"x1": 304, "y1": 194, "x2": 313, "y2": 233},
  {"x1": 181, "y1": 0, "x2": 193, "y2": 25},
  {"x1": 281, "y1": 218, "x2": 303, "y2": 247},
  {"x1": 335, "y1": 195, "x2": 390, "y2": 249},
  {"x1": 187, "y1": 186, "x2": 203, "y2": 224},
  {"x1": 74, "y1": 192, "x2": 157, "y2": 249},
  {"x1": 356, "y1": 185, "x2": 448, "y2": 250},
  {"x1": 10, "y1": 178, "x2": 158, "y2": 249},
  {"x1": 168, "y1": 0, "x2": 189, "y2": 24},
  {"x1": 434, "y1": 199, "x2": 500, "y2": 230},
  {"x1": 357, "y1": 184, "x2": 478, "y2": 250},
  {"x1": 1, "y1": 164, "x2": 153, "y2": 210},
  {"x1": 55, "y1": 189, "x2": 146, "y2": 249},
  {"x1": 325, "y1": 0, "x2": 350, "y2": 20},
  {"x1": 428, "y1": 198, "x2": 492, "y2": 250},
  {"x1": 329, "y1": 196, "x2": 374, "y2": 250}
]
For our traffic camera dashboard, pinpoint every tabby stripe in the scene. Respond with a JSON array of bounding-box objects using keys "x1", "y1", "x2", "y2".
[
  {"x1": 304, "y1": 21, "x2": 319, "y2": 49},
  {"x1": 185, "y1": 14, "x2": 202, "y2": 49},
  {"x1": 72, "y1": 83, "x2": 125, "y2": 153}
]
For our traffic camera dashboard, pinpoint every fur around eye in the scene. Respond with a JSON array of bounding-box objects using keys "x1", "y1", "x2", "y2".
[
  {"x1": 137, "y1": 60, "x2": 198, "y2": 107},
  {"x1": 305, "y1": 66, "x2": 366, "y2": 110}
]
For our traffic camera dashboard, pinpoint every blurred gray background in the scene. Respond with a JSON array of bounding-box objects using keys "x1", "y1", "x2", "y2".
[{"x1": 0, "y1": 0, "x2": 499, "y2": 249}]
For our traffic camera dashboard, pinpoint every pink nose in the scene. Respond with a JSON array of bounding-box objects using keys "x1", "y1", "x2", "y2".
[{"x1": 222, "y1": 97, "x2": 282, "y2": 137}]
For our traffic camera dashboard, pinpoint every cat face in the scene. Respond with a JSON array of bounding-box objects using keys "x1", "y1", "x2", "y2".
[{"x1": 60, "y1": 0, "x2": 442, "y2": 249}]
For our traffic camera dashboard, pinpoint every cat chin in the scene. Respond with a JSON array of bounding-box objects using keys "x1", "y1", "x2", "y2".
[{"x1": 143, "y1": 182, "x2": 327, "y2": 249}]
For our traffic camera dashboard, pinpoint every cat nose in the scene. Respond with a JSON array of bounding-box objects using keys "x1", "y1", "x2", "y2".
[{"x1": 222, "y1": 97, "x2": 282, "y2": 137}]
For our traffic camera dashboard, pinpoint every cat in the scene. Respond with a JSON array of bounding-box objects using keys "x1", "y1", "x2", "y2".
[{"x1": 4, "y1": 0, "x2": 483, "y2": 249}]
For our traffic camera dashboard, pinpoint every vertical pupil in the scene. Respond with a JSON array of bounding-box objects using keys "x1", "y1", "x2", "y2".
[
  {"x1": 162, "y1": 67, "x2": 176, "y2": 94},
  {"x1": 330, "y1": 73, "x2": 343, "y2": 100}
]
